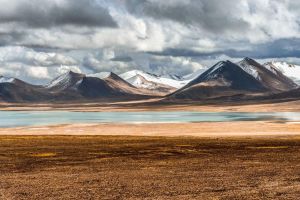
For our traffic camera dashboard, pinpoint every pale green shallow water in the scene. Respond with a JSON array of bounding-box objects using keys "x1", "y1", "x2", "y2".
[{"x1": 0, "y1": 111, "x2": 300, "y2": 128}]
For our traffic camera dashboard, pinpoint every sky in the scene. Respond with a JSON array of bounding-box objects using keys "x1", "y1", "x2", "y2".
[{"x1": 1, "y1": 0, "x2": 300, "y2": 84}]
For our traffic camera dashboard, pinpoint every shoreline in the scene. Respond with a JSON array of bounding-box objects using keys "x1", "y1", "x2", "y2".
[
  {"x1": 1, "y1": 121, "x2": 300, "y2": 137},
  {"x1": 1, "y1": 99, "x2": 300, "y2": 112},
  {"x1": 2, "y1": 100, "x2": 300, "y2": 137}
]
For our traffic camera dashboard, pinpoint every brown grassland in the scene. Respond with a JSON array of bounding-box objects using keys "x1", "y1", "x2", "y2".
[{"x1": 0, "y1": 135, "x2": 300, "y2": 199}]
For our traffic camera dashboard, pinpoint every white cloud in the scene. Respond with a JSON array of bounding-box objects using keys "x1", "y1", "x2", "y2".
[
  {"x1": 0, "y1": 46, "x2": 77, "y2": 66},
  {"x1": 0, "y1": 46, "x2": 81, "y2": 83}
]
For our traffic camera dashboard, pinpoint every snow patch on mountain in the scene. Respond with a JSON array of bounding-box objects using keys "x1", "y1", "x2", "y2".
[
  {"x1": 120, "y1": 70, "x2": 190, "y2": 89},
  {"x1": 45, "y1": 71, "x2": 72, "y2": 89},
  {"x1": 203, "y1": 61, "x2": 228, "y2": 80},
  {"x1": 45, "y1": 71, "x2": 85, "y2": 91},
  {"x1": 264, "y1": 61, "x2": 300, "y2": 85},
  {"x1": 238, "y1": 60, "x2": 260, "y2": 80},
  {"x1": 0, "y1": 76, "x2": 15, "y2": 83},
  {"x1": 127, "y1": 75, "x2": 157, "y2": 89}
]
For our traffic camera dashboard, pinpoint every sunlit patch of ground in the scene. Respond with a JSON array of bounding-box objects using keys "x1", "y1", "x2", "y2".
[{"x1": 30, "y1": 153, "x2": 57, "y2": 157}]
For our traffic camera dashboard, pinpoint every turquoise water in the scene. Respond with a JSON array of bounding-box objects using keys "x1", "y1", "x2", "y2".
[{"x1": 0, "y1": 111, "x2": 300, "y2": 127}]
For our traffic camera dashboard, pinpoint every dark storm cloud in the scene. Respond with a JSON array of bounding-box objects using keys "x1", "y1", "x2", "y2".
[
  {"x1": 147, "y1": 48, "x2": 222, "y2": 57},
  {"x1": 28, "y1": 46, "x2": 74, "y2": 53},
  {"x1": 110, "y1": 56, "x2": 133, "y2": 62},
  {"x1": 0, "y1": 0, "x2": 118, "y2": 28},
  {"x1": 223, "y1": 38, "x2": 300, "y2": 59},
  {"x1": 125, "y1": 0, "x2": 250, "y2": 33},
  {"x1": 253, "y1": 38, "x2": 300, "y2": 58},
  {"x1": 148, "y1": 38, "x2": 300, "y2": 59},
  {"x1": 0, "y1": 31, "x2": 25, "y2": 46}
]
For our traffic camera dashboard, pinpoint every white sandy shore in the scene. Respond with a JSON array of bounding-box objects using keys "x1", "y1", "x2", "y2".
[{"x1": 0, "y1": 122, "x2": 300, "y2": 137}]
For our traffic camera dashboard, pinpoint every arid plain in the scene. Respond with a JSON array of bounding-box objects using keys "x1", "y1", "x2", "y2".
[{"x1": 1, "y1": 135, "x2": 300, "y2": 200}]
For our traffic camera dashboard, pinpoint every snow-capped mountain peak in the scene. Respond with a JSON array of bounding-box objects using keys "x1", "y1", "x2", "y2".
[
  {"x1": 237, "y1": 58, "x2": 261, "y2": 80},
  {"x1": 119, "y1": 70, "x2": 190, "y2": 89},
  {"x1": 207, "y1": 61, "x2": 227, "y2": 75},
  {"x1": 237, "y1": 58, "x2": 297, "y2": 91},
  {"x1": 120, "y1": 70, "x2": 157, "y2": 81},
  {"x1": 46, "y1": 71, "x2": 73, "y2": 88},
  {"x1": 128, "y1": 74, "x2": 158, "y2": 90},
  {"x1": 264, "y1": 61, "x2": 300, "y2": 85},
  {"x1": 45, "y1": 71, "x2": 85, "y2": 90}
]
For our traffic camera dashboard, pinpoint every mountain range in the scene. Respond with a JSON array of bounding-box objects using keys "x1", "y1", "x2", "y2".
[
  {"x1": 0, "y1": 58, "x2": 299, "y2": 103},
  {"x1": 0, "y1": 72, "x2": 152, "y2": 102},
  {"x1": 168, "y1": 58, "x2": 298, "y2": 101}
]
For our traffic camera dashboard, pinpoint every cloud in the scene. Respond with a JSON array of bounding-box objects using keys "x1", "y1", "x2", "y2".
[
  {"x1": 1, "y1": 0, "x2": 300, "y2": 50},
  {"x1": 0, "y1": 46, "x2": 82, "y2": 83},
  {"x1": 0, "y1": 31, "x2": 26, "y2": 46},
  {"x1": 125, "y1": 0, "x2": 300, "y2": 43},
  {"x1": 110, "y1": 56, "x2": 133, "y2": 62},
  {"x1": 81, "y1": 53, "x2": 136, "y2": 73},
  {"x1": 0, "y1": 0, "x2": 118, "y2": 28},
  {"x1": 146, "y1": 55, "x2": 205, "y2": 76},
  {"x1": 0, "y1": 0, "x2": 300, "y2": 84},
  {"x1": 148, "y1": 37, "x2": 300, "y2": 60},
  {"x1": 0, "y1": 46, "x2": 78, "y2": 67},
  {"x1": 125, "y1": 0, "x2": 250, "y2": 34},
  {"x1": 0, "y1": 0, "x2": 120, "y2": 49}
]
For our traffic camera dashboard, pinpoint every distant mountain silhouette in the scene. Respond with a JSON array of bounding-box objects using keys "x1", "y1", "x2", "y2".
[
  {"x1": 0, "y1": 72, "x2": 153, "y2": 102},
  {"x1": 0, "y1": 76, "x2": 51, "y2": 102}
]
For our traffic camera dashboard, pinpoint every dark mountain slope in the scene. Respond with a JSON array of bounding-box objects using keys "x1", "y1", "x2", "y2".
[
  {"x1": 238, "y1": 57, "x2": 297, "y2": 92},
  {"x1": 0, "y1": 77, "x2": 51, "y2": 102},
  {"x1": 0, "y1": 71, "x2": 155, "y2": 102},
  {"x1": 168, "y1": 61, "x2": 267, "y2": 100}
]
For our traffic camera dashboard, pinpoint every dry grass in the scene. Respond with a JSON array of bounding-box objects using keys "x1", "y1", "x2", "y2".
[{"x1": 0, "y1": 135, "x2": 300, "y2": 199}]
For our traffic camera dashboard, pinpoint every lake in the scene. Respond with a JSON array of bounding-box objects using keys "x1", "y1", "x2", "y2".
[{"x1": 1, "y1": 111, "x2": 300, "y2": 128}]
